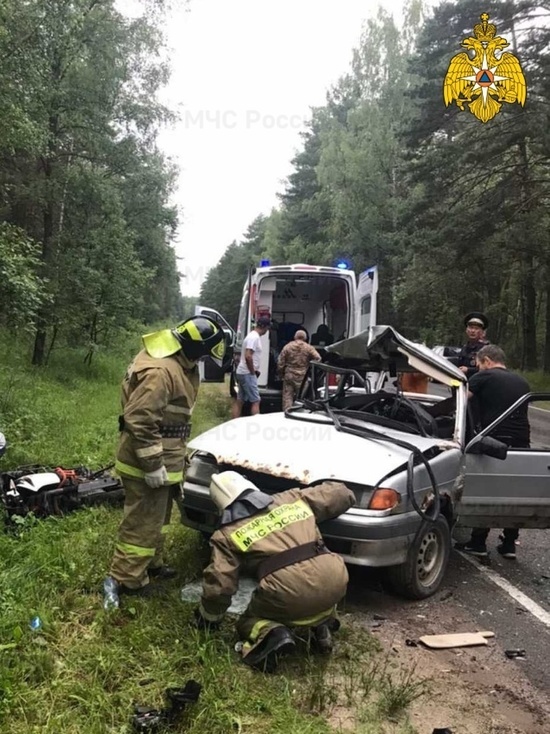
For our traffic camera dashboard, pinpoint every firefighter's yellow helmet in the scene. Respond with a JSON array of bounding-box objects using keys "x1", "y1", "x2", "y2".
[{"x1": 173, "y1": 316, "x2": 226, "y2": 366}]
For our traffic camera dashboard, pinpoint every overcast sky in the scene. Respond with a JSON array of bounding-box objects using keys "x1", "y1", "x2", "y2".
[{"x1": 152, "y1": 0, "x2": 414, "y2": 296}]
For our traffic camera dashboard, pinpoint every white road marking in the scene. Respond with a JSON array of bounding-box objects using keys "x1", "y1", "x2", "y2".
[
  {"x1": 458, "y1": 551, "x2": 550, "y2": 628},
  {"x1": 530, "y1": 405, "x2": 550, "y2": 413}
]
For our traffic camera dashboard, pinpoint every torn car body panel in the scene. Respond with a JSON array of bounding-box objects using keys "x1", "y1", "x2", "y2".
[{"x1": 326, "y1": 325, "x2": 466, "y2": 386}]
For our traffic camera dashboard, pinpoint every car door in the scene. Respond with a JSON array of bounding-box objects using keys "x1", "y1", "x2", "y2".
[
  {"x1": 194, "y1": 305, "x2": 235, "y2": 382},
  {"x1": 458, "y1": 392, "x2": 550, "y2": 529},
  {"x1": 354, "y1": 265, "x2": 378, "y2": 336}
]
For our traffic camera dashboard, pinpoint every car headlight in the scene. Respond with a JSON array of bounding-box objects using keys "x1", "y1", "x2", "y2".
[
  {"x1": 368, "y1": 488, "x2": 400, "y2": 511},
  {"x1": 185, "y1": 452, "x2": 219, "y2": 486}
]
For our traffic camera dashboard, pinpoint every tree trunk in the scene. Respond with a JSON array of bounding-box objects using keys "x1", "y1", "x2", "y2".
[
  {"x1": 517, "y1": 139, "x2": 538, "y2": 371},
  {"x1": 544, "y1": 279, "x2": 550, "y2": 373},
  {"x1": 32, "y1": 93, "x2": 61, "y2": 365},
  {"x1": 45, "y1": 324, "x2": 59, "y2": 366},
  {"x1": 521, "y1": 259, "x2": 538, "y2": 371},
  {"x1": 32, "y1": 164, "x2": 55, "y2": 366},
  {"x1": 84, "y1": 311, "x2": 98, "y2": 365}
]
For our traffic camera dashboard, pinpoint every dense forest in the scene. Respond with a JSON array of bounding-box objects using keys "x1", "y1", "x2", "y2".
[
  {"x1": 200, "y1": 0, "x2": 550, "y2": 371},
  {"x1": 0, "y1": 0, "x2": 183, "y2": 365},
  {"x1": 2, "y1": 0, "x2": 550, "y2": 370}
]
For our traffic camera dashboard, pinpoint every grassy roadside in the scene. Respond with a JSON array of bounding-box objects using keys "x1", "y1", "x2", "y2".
[
  {"x1": 0, "y1": 332, "x2": 423, "y2": 733},
  {"x1": 520, "y1": 371, "x2": 550, "y2": 410}
]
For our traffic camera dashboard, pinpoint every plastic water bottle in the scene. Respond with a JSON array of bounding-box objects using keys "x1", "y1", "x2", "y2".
[{"x1": 103, "y1": 576, "x2": 120, "y2": 610}]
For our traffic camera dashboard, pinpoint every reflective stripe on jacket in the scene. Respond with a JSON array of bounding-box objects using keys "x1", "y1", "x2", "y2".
[
  {"x1": 116, "y1": 349, "x2": 199, "y2": 481},
  {"x1": 200, "y1": 481, "x2": 355, "y2": 621}
]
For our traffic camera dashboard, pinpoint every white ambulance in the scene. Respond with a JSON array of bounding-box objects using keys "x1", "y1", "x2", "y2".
[{"x1": 196, "y1": 261, "x2": 378, "y2": 411}]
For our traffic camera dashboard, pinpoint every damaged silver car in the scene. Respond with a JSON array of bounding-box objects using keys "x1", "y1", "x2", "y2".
[{"x1": 179, "y1": 326, "x2": 550, "y2": 599}]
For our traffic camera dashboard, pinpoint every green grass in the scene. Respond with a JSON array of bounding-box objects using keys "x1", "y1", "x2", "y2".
[
  {"x1": 520, "y1": 370, "x2": 550, "y2": 392},
  {"x1": 518, "y1": 372, "x2": 550, "y2": 410},
  {"x1": 0, "y1": 330, "x2": 423, "y2": 733}
]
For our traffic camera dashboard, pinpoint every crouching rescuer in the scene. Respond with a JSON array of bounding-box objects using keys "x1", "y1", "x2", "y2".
[
  {"x1": 194, "y1": 471, "x2": 355, "y2": 672},
  {"x1": 104, "y1": 316, "x2": 225, "y2": 605}
]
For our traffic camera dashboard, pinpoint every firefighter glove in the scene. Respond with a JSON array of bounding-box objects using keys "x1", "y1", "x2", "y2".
[{"x1": 144, "y1": 465, "x2": 169, "y2": 489}]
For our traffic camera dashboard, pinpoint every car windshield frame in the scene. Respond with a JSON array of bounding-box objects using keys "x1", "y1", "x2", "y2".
[{"x1": 292, "y1": 349, "x2": 465, "y2": 447}]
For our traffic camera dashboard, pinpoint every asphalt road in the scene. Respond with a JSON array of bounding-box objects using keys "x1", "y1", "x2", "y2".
[
  {"x1": 451, "y1": 534, "x2": 550, "y2": 690},
  {"x1": 433, "y1": 389, "x2": 550, "y2": 692},
  {"x1": 346, "y1": 544, "x2": 550, "y2": 732},
  {"x1": 346, "y1": 531, "x2": 550, "y2": 702},
  {"x1": 460, "y1": 403, "x2": 550, "y2": 691},
  {"x1": 345, "y1": 392, "x2": 550, "y2": 697}
]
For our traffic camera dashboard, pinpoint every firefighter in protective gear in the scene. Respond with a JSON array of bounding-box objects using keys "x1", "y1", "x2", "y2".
[
  {"x1": 195, "y1": 471, "x2": 355, "y2": 672},
  {"x1": 107, "y1": 316, "x2": 225, "y2": 599}
]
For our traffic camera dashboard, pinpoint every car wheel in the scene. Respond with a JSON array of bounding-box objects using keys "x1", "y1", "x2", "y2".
[{"x1": 387, "y1": 516, "x2": 451, "y2": 599}]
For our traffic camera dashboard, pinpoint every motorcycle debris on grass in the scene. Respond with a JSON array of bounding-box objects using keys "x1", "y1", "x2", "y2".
[{"x1": 1, "y1": 432, "x2": 123, "y2": 524}]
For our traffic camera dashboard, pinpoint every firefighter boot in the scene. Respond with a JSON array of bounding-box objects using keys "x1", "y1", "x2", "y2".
[
  {"x1": 312, "y1": 623, "x2": 333, "y2": 654},
  {"x1": 149, "y1": 565, "x2": 178, "y2": 581},
  {"x1": 311, "y1": 617, "x2": 340, "y2": 655},
  {"x1": 118, "y1": 583, "x2": 168, "y2": 599},
  {"x1": 242, "y1": 626, "x2": 296, "y2": 673}
]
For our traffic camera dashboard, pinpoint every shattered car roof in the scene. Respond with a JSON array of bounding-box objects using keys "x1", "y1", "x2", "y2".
[{"x1": 326, "y1": 326, "x2": 466, "y2": 386}]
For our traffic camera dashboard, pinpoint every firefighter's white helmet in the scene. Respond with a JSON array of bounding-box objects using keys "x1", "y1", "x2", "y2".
[{"x1": 209, "y1": 471, "x2": 259, "y2": 512}]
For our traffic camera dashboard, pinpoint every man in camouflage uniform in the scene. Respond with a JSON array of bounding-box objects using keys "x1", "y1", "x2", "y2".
[
  {"x1": 277, "y1": 330, "x2": 321, "y2": 411},
  {"x1": 106, "y1": 316, "x2": 225, "y2": 601},
  {"x1": 457, "y1": 312, "x2": 489, "y2": 379},
  {"x1": 195, "y1": 471, "x2": 355, "y2": 672}
]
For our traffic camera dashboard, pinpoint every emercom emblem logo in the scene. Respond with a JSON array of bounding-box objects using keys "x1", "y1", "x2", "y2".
[{"x1": 443, "y1": 13, "x2": 526, "y2": 123}]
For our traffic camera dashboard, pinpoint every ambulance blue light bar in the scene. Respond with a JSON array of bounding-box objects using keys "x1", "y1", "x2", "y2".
[
  {"x1": 260, "y1": 259, "x2": 270, "y2": 267},
  {"x1": 335, "y1": 259, "x2": 350, "y2": 270}
]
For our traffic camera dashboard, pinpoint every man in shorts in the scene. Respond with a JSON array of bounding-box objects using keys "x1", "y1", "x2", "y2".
[{"x1": 232, "y1": 316, "x2": 271, "y2": 418}]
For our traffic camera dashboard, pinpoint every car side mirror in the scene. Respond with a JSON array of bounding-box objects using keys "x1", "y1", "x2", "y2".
[{"x1": 468, "y1": 435, "x2": 508, "y2": 460}]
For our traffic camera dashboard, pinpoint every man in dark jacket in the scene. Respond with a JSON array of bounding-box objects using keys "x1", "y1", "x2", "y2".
[
  {"x1": 459, "y1": 345, "x2": 530, "y2": 560},
  {"x1": 456, "y1": 312, "x2": 489, "y2": 379},
  {"x1": 195, "y1": 471, "x2": 355, "y2": 672}
]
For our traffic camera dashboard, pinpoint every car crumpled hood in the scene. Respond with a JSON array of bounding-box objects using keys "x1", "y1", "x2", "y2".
[
  {"x1": 187, "y1": 412, "x2": 451, "y2": 486},
  {"x1": 326, "y1": 325, "x2": 466, "y2": 386}
]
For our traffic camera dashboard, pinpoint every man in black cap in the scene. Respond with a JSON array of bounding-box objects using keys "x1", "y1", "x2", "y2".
[{"x1": 456, "y1": 312, "x2": 489, "y2": 379}]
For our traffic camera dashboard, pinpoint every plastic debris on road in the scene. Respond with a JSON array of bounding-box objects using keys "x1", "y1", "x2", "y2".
[
  {"x1": 30, "y1": 616, "x2": 42, "y2": 631},
  {"x1": 103, "y1": 576, "x2": 120, "y2": 610}
]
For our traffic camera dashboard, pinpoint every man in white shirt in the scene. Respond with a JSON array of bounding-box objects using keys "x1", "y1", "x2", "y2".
[{"x1": 232, "y1": 316, "x2": 271, "y2": 418}]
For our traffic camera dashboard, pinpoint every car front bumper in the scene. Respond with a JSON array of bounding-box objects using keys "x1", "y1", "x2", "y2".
[{"x1": 179, "y1": 480, "x2": 422, "y2": 568}]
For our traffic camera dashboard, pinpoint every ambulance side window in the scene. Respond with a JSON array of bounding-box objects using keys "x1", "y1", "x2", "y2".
[{"x1": 360, "y1": 296, "x2": 372, "y2": 331}]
